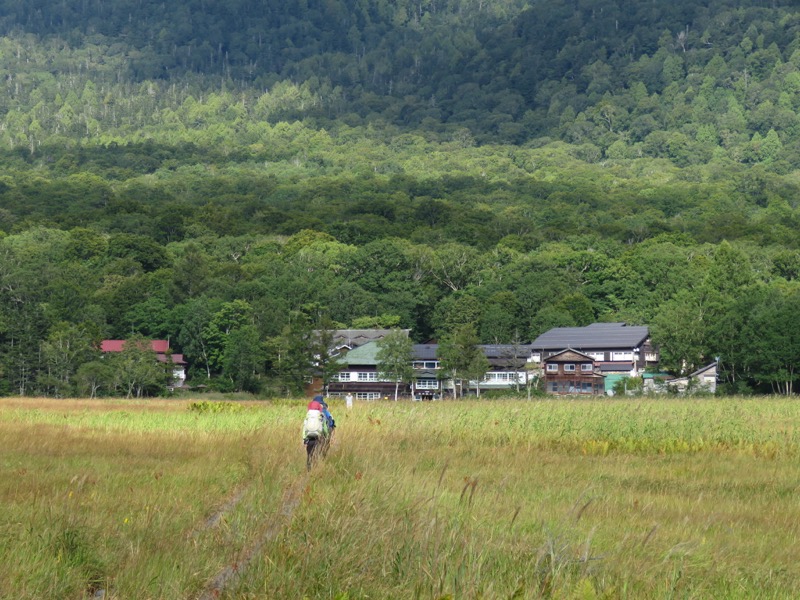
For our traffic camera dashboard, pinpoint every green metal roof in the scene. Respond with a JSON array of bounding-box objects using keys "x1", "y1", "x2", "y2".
[
  {"x1": 642, "y1": 372, "x2": 671, "y2": 379},
  {"x1": 603, "y1": 374, "x2": 626, "y2": 393},
  {"x1": 339, "y1": 340, "x2": 381, "y2": 366}
]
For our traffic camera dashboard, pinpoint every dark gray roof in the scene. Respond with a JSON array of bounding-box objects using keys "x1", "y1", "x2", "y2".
[
  {"x1": 412, "y1": 344, "x2": 439, "y2": 360},
  {"x1": 330, "y1": 329, "x2": 409, "y2": 350},
  {"x1": 480, "y1": 344, "x2": 533, "y2": 358},
  {"x1": 412, "y1": 344, "x2": 534, "y2": 361},
  {"x1": 688, "y1": 362, "x2": 717, "y2": 378},
  {"x1": 532, "y1": 323, "x2": 649, "y2": 351}
]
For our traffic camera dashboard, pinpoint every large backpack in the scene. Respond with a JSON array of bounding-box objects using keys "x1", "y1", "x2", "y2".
[{"x1": 303, "y1": 409, "x2": 326, "y2": 440}]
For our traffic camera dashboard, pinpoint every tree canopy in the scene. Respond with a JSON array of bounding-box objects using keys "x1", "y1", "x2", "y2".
[{"x1": 0, "y1": 1, "x2": 799, "y2": 395}]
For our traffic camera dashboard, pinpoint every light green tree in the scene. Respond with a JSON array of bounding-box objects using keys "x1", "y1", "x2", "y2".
[
  {"x1": 376, "y1": 329, "x2": 414, "y2": 401},
  {"x1": 651, "y1": 289, "x2": 708, "y2": 376},
  {"x1": 465, "y1": 348, "x2": 491, "y2": 398},
  {"x1": 74, "y1": 360, "x2": 111, "y2": 399},
  {"x1": 109, "y1": 336, "x2": 168, "y2": 398},
  {"x1": 38, "y1": 322, "x2": 98, "y2": 397}
]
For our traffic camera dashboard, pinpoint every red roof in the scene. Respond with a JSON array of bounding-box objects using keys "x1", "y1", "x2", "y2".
[
  {"x1": 101, "y1": 340, "x2": 171, "y2": 353},
  {"x1": 151, "y1": 340, "x2": 170, "y2": 353}
]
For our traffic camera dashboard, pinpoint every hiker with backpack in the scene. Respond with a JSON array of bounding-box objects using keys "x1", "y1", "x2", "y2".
[
  {"x1": 302, "y1": 396, "x2": 335, "y2": 469},
  {"x1": 315, "y1": 395, "x2": 336, "y2": 432}
]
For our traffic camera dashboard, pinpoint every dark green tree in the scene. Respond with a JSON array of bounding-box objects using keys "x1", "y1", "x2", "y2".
[
  {"x1": 203, "y1": 299, "x2": 253, "y2": 375},
  {"x1": 267, "y1": 311, "x2": 317, "y2": 396},
  {"x1": 438, "y1": 323, "x2": 484, "y2": 399},
  {"x1": 741, "y1": 284, "x2": 800, "y2": 395},
  {"x1": 176, "y1": 298, "x2": 219, "y2": 380},
  {"x1": 314, "y1": 319, "x2": 344, "y2": 397},
  {"x1": 222, "y1": 325, "x2": 265, "y2": 393}
]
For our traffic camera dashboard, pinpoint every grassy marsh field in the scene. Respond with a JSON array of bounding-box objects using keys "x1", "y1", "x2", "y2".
[{"x1": 2, "y1": 397, "x2": 799, "y2": 599}]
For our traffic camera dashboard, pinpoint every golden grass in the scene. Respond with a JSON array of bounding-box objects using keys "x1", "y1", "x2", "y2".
[
  {"x1": 0, "y1": 398, "x2": 299, "y2": 599},
  {"x1": 2, "y1": 397, "x2": 800, "y2": 599}
]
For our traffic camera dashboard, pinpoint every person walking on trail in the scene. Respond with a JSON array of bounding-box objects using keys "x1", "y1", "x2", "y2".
[
  {"x1": 315, "y1": 395, "x2": 336, "y2": 431},
  {"x1": 302, "y1": 398, "x2": 328, "y2": 470},
  {"x1": 302, "y1": 396, "x2": 335, "y2": 469}
]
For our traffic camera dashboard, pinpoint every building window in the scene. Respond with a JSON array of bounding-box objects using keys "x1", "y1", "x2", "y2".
[
  {"x1": 357, "y1": 372, "x2": 377, "y2": 382},
  {"x1": 612, "y1": 351, "x2": 634, "y2": 361},
  {"x1": 546, "y1": 364, "x2": 558, "y2": 372},
  {"x1": 416, "y1": 378, "x2": 438, "y2": 389},
  {"x1": 332, "y1": 372, "x2": 351, "y2": 382},
  {"x1": 356, "y1": 392, "x2": 380, "y2": 400},
  {"x1": 549, "y1": 381, "x2": 558, "y2": 392},
  {"x1": 490, "y1": 372, "x2": 523, "y2": 382},
  {"x1": 564, "y1": 364, "x2": 575, "y2": 372},
  {"x1": 531, "y1": 353, "x2": 541, "y2": 363},
  {"x1": 581, "y1": 382, "x2": 593, "y2": 392},
  {"x1": 581, "y1": 364, "x2": 593, "y2": 372},
  {"x1": 413, "y1": 361, "x2": 439, "y2": 369},
  {"x1": 587, "y1": 351, "x2": 605, "y2": 361}
]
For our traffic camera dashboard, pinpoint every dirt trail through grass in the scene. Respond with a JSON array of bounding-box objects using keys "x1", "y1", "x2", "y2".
[
  {"x1": 187, "y1": 482, "x2": 251, "y2": 540},
  {"x1": 197, "y1": 470, "x2": 310, "y2": 600}
]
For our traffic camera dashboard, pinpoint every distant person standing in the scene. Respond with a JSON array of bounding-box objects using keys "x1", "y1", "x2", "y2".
[{"x1": 345, "y1": 393, "x2": 353, "y2": 410}]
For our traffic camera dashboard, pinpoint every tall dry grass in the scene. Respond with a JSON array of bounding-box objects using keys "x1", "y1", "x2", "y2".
[
  {"x1": 0, "y1": 398, "x2": 301, "y2": 598},
  {"x1": 238, "y1": 398, "x2": 800, "y2": 599},
  {"x1": 3, "y1": 397, "x2": 800, "y2": 598}
]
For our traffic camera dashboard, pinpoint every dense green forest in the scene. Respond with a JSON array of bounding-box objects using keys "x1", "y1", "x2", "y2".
[{"x1": 1, "y1": 0, "x2": 800, "y2": 397}]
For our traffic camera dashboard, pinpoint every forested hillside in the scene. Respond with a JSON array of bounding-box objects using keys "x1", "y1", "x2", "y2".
[{"x1": 0, "y1": 0, "x2": 799, "y2": 397}]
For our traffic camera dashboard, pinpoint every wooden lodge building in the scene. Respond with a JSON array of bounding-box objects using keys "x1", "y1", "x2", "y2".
[
  {"x1": 327, "y1": 340, "x2": 535, "y2": 400},
  {"x1": 531, "y1": 323, "x2": 659, "y2": 394},
  {"x1": 318, "y1": 323, "x2": 678, "y2": 399},
  {"x1": 326, "y1": 341, "x2": 399, "y2": 400},
  {"x1": 542, "y1": 349, "x2": 606, "y2": 395}
]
